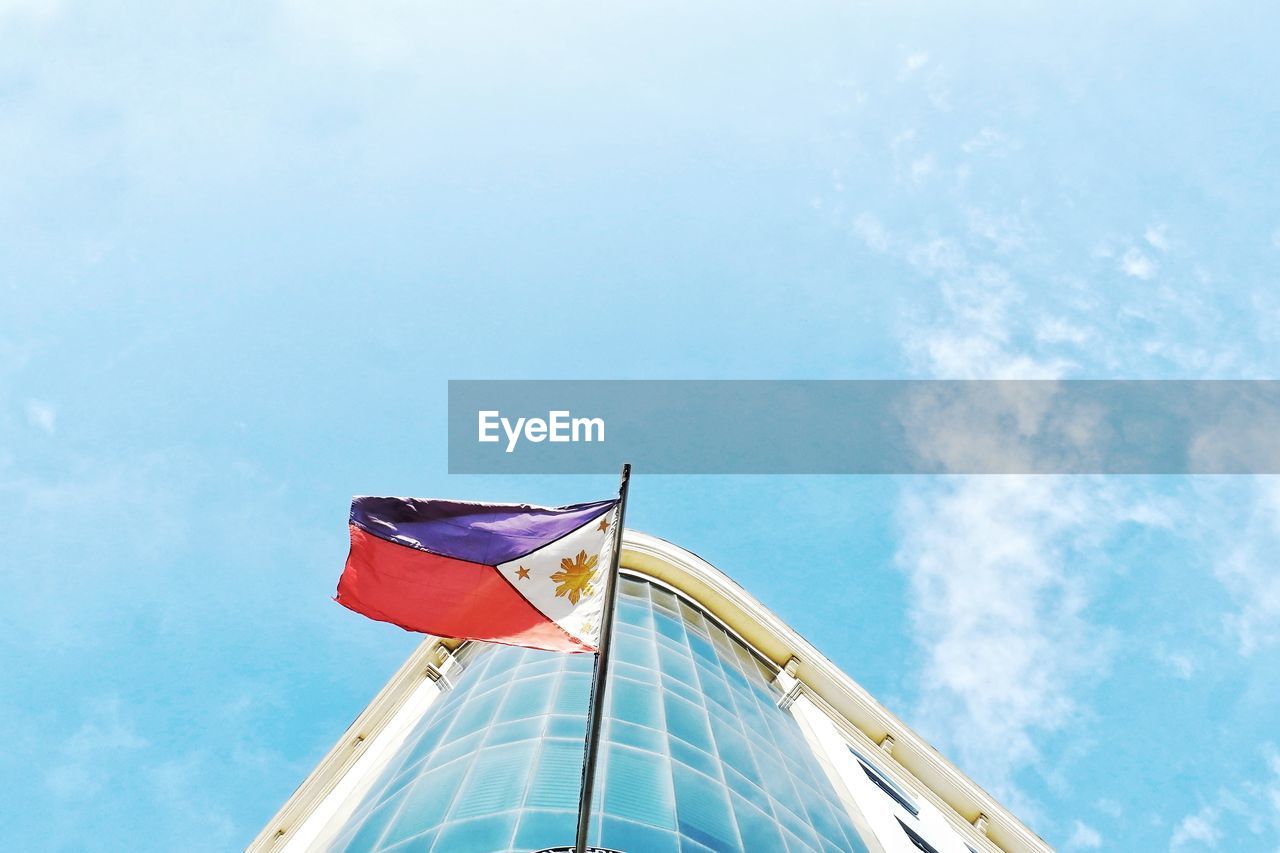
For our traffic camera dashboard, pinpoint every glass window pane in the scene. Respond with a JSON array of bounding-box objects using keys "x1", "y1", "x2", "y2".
[
  {"x1": 723, "y1": 765, "x2": 766, "y2": 802},
  {"x1": 322, "y1": 576, "x2": 869, "y2": 853},
  {"x1": 602, "y1": 816, "x2": 682, "y2": 853},
  {"x1": 655, "y1": 611, "x2": 687, "y2": 643},
  {"x1": 687, "y1": 631, "x2": 717, "y2": 664},
  {"x1": 337, "y1": 784, "x2": 408, "y2": 852},
  {"x1": 679, "y1": 601, "x2": 709, "y2": 636},
  {"x1": 430, "y1": 813, "x2": 516, "y2": 853},
  {"x1": 450, "y1": 741, "x2": 536, "y2": 819},
  {"x1": 515, "y1": 656, "x2": 562, "y2": 678},
  {"x1": 498, "y1": 675, "x2": 554, "y2": 721},
  {"x1": 732, "y1": 793, "x2": 787, "y2": 852},
  {"x1": 379, "y1": 827, "x2": 438, "y2": 851},
  {"x1": 486, "y1": 717, "x2": 544, "y2": 746},
  {"x1": 660, "y1": 649, "x2": 698, "y2": 687},
  {"x1": 513, "y1": 809, "x2": 576, "y2": 852},
  {"x1": 615, "y1": 627, "x2": 659, "y2": 668},
  {"x1": 604, "y1": 743, "x2": 676, "y2": 828},
  {"x1": 663, "y1": 693, "x2": 712, "y2": 751},
  {"x1": 527, "y1": 738, "x2": 584, "y2": 811},
  {"x1": 445, "y1": 687, "x2": 504, "y2": 740},
  {"x1": 554, "y1": 675, "x2": 590, "y2": 714},
  {"x1": 650, "y1": 585, "x2": 679, "y2": 613},
  {"x1": 564, "y1": 653, "x2": 595, "y2": 674},
  {"x1": 774, "y1": 800, "x2": 822, "y2": 851},
  {"x1": 610, "y1": 676, "x2": 661, "y2": 728},
  {"x1": 755, "y1": 749, "x2": 804, "y2": 814},
  {"x1": 670, "y1": 735, "x2": 719, "y2": 778},
  {"x1": 806, "y1": 797, "x2": 856, "y2": 851},
  {"x1": 396, "y1": 723, "x2": 449, "y2": 773},
  {"x1": 619, "y1": 577, "x2": 648, "y2": 599},
  {"x1": 671, "y1": 762, "x2": 740, "y2": 851},
  {"x1": 710, "y1": 716, "x2": 758, "y2": 780},
  {"x1": 617, "y1": 600, "x2": 652, "y2": 629},
  {"x1": 696, "y1": 667, "x2": 734, "y2": 712},
  {"x1": 732, "y1": 642, "x2": 761, "y2": 675},
  {"x1": 380, "y1": 757, "x2": 468, "y2": 847},
  {"x1": 662, "y1": 673, "x2": 702, "y2": 705},
  {"x1": 613, "y1": 659, "x2": 659, "y2": 684},
  {"x1": 610, "y1": 719, "x2": 667, "y2": 753},
  {"x1": 425, "y1": 729, "x2": 483, "y2": 771},
  {"x1": 548, "y1": 715, "x2": 585, "y2": 738},
  {"x1": 708, "y1": 624, "x2": 736, "y2": 655}
]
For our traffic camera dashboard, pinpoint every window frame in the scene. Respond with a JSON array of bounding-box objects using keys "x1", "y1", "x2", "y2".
[{"x1": 847, "y1": 745, "x2": 920, "y2": 817}]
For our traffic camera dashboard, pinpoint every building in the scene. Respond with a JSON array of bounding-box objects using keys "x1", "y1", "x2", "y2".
[{"x1": 251, "y1": 532, "x2": 1053, "y2": 853}]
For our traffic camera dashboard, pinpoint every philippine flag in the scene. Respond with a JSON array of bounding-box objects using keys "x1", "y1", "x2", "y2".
[{"x1": 336, "y1": 496, "x2": 619, "y2": 652}]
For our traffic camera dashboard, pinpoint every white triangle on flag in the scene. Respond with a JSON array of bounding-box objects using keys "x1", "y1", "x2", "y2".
[{"x1": 495, "y1": 508, "x2": 615, "y2": 648}]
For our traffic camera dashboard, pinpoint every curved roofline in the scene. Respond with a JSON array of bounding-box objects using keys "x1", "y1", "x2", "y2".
[
  {"x1": 620, "y1": 530, "x2": 1052, "y2": 853},
  {"x1": 250, "y1": 530, "x2": 1052, "y2": 853}
]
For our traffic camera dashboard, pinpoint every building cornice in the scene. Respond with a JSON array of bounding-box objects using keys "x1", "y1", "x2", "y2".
[
  {"x1": 250, "y1": 530, "x2": 1052, "y2": 853},
  {"x1": 621, "y1": 530, "x2": 1053, "y2": 853},
  {"x1": 247, "y1": 642, "x2": 463, "y2": 851}
]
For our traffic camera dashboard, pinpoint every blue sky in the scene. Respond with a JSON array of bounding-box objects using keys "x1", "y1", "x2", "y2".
[{"x1": 3, "y1": 1, "x2": 1279, "y2": 851}]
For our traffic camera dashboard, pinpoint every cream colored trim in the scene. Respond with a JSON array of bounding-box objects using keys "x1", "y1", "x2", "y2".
[
  {"x1": 246, "y1": 639, "x2": 462, "y2": 852},
  {"x1": 251, "y1": 531, "x2": 1051, "y2": 853},
  {"x1": 813, "y1": 687, "x2": 1009, "y2": 853},
  {"x1": 622, "y1": 531, "x2": 1052, "y2": 853}
]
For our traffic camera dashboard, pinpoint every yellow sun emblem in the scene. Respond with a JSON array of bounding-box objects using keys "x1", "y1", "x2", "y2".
[{"x1": 550, "y1": 549, "x2": 598, "y2": 605}]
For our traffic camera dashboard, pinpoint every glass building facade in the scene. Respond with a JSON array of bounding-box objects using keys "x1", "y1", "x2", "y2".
[{"x1": 323, "y1": 575, "x2": 869, "y2": 853}]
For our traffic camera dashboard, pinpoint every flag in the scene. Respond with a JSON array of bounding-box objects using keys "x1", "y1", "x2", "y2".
[{"x1": 336, "y1": 496, "x2": 618, "y2": 652}]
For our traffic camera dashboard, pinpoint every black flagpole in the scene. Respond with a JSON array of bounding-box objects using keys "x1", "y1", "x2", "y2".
[{"x1": 573, "y1": 462, "x2": 631, "y2": 853}]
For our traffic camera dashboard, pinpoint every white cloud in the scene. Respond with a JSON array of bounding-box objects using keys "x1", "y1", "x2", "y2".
[
  {"x1": 0, "y1": 0, "x2": 60, "y2": 26},
  {"x1": 279, "y1": 0, "x2": 564, "y2": 75},
  {"x1": 146, "y1": 752, "x2": 239, "y2": 849},
  {"x1": 852, "y1": 213, "x2": 891, "y2": 252},
  {"x1": 1068, "y1": 820, "x2": 1103, "y2": 849},
  {"x1": 962, "y1": 127, "x2": 1019, "y2": 157},
  {"x1": 24, "y1": 398, "x2": 56, "y2": 434},
  {"x1": 904, "y1": 51, "x2": 930, "y2": 73},
  {"x1": 1035, "y1": 317, "x2": 1091, "y2": 346},
  {"x1": 1145, "y1": 224, "x2": 1171, "y2": 251},
  {"x1": 967, "y1": 207, "x2": 1030, "y2": 252},
  {"x1": 910, "y1": 153, "x2": 937, "y2": 185},
  {"x1": 895, "y1": 476, "x2": 1123, "y2": 807},
  {"x1": 1171, "y1": 807, "x2": 1220, "y2": 849},
  {"x1": 1168, "y1": 746, "x2": 1280, "y2": 850},
  {"x1": 851, "y1": 61, "x2": 1276, "y2": 833},
  {"x1": 45, "y1": 696, "x2": 148, "y2": 799},
  {"x1": 907, "y1": 238, "x2": 966, "y2": 276},
  {"x1": 889, "y1": 129, "x2": 942, "y2": 187},
  {"x1": 1265, "y1": 747, "x2": 1280, "y2": 827},
  {"x1": 1096, "y1": 798, "x2": 1123, "y2": 818},
  {"x1": 903, "y1": 264, "x2": 1075, "y2": 379},
  {"x1": 1122, "y1": 247, "x2": 1157, "y2": 279},
  {"x1": 1157, "y1": 648, "x2": 1197, "y2": 680},
  {"x1": 888, "y1": 231, "x2": 1184, "y2": 819},
  {"x1": 1212, "y1": 479, "x2": 1280, "y2": 654},
  {"x1": 279, "y1": 0, "x2": 441, "y2": 68}
]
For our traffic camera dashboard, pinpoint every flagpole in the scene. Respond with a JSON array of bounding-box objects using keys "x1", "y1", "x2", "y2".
[{"x1": 573, "y1": 462, "x2": 631, "y2": 853}]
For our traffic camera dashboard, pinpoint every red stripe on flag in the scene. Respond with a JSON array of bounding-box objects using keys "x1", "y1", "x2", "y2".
[{"x1": 337, "y1": 524, "x2": 592, "y2": 653}]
